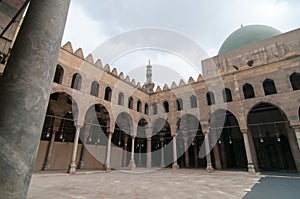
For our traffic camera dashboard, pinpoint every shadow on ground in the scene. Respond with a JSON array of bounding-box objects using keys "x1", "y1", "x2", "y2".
[{"x1": 244, "y1": 176, "x2": 300, "y2": 199}]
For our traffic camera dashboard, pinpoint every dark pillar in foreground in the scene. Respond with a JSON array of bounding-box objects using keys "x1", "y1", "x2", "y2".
[{"x1": 0, "y1": 1, "x2": 70, "y2": 198}]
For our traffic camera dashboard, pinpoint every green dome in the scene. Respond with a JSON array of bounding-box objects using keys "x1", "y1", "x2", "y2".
[{"x1": 218, "y1": 25, "x2": 282, "y2": 54}]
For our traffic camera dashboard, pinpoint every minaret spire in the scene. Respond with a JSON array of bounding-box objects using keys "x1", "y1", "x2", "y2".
[
  {"x1": 144, "y1": 59, "x2": 154, "y2": 93},
  {"x1": 146, "y1": 59, "x2": 152, "y2": 83}
]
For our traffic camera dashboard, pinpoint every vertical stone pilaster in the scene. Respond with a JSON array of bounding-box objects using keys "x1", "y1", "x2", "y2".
[
  {"x1": 128, "y1": 136, "x2": 136, "y2": 170},
  {"x1": 204, "y1": 132, "x2": 214, "y2": 172},
  {"x1": 68, "y1": 125, "x2": 82, "y2": 174},
  {"x1": 247, "y1": 129, "x2": 259, "y2": 171},
  {"x1": 160, "y1": 138, "x2": 165, "y2": 167},
  {"x1": 172, "y1": 135, "x2": 179, "y2": 169},
  {"x1": 0, "y1": 1, "x2": 70, "y2": 198},
  {"x1": 292, "y1": 125, "x2": 300, "y2": 150},
  {"x1": 104, "y1": 132, "x2": 113, "y2": 172},
  {"x1": 241, "y1": 129, "x2": 256, "y2": 175},
  {"x1": 146, "y1": 137, "x2": 152, "y2": 168},
  {"x1": 288, "y1": 125, "x2": 300, "y2": 172}
]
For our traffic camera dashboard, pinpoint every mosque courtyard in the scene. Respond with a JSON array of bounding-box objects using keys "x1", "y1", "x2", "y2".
[{"x1": 27, "y1": 169, "x2": 261, "y2": 199}]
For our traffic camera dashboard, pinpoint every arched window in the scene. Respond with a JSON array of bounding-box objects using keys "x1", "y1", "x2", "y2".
[
  {"x1": 206, "y1": 92, "x2": 215, "y2": 105},
  {"x1": 190, "y1": 95, "x2": 197, "y2": 108},
  {"x1": 152, "y1": 104, "x2": 158, "y2": 115},
  {"x1": 144, "y1": 103, "x2": 149, "y2": 115},
  {"x1": 290, "y1": 72, "x2": 300, "y2": 90},
  {"x1": 71, "y1": 73, "x2": 82, "y2": 91},
  {"x1": 137, "y1": 100, "x2": 142, "y2": 112},
  {"x1": 53, "y1": 65, "x2": 64, "y2": 84},
  {"x1": 118, "y1": 92, "x2": 124, "y2": 105},
  {"x1": 222, "y1": 88, "x2": 233, "y2": 102},
  {"x1": 176, "y1": 98, "x2": 183, "y2": 111},
  {"x1": 90, "y1": 81, "x2": 99, "y2": 97},
  {"x1": 243, "y1": 83, "x2": 255, "y2": 99},
  {"x1": 263, "y1": 79, "x2": 277, "y2": 95},
  {"x1": 104, "y1": 87, "x2": 112, "y2": 101},
  {"x1": 128, "y1": 97, "x2": 133, "y2": 109},
  {"x1": 163, "y1": 101, "x2": 169, "y2": 113}
]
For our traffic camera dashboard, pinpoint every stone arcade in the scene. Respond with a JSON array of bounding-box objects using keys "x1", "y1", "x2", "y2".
[
  {"x1": 34, "y1": 25, "x2": 300, "y2": 175},
  {"x1": 0, "y1": 1, "x2": 300, "y2": 198}
]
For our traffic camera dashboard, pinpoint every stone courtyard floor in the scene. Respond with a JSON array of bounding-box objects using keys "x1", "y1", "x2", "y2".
[{"x1": 27, "y1": 169, "x2": 261, "y2": 199}]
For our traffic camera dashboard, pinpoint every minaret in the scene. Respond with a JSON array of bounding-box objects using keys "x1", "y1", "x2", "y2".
[
  {"x1": 144, "y1": 59, "x2": 155, "y2": 93},
  {"x1": 146, "y1": 59, "x2": 152, "y2": 83}
]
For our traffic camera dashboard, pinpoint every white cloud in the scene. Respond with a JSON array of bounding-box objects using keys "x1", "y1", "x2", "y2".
[
  {"x1": 62, "y1": 1, "x2": 109, "y2": 54},
  {"x1": 63, "y1": 0, "x2": 300, "y2": 82}
]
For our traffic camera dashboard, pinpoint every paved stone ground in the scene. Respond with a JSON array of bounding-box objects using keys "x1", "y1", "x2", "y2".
[{"x1": 27, "y1": 169, "x2": 260, "y2": 199}]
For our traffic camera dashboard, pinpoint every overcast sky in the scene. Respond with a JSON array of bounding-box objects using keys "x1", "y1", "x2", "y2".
[{"x1": 62, "y1": 0, "x2": 300, "y2": 86}]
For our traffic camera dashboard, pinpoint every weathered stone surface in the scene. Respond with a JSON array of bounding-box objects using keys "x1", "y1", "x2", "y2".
[{"x1": 0, "y1": 0, "x2": 70, "y2": 198}]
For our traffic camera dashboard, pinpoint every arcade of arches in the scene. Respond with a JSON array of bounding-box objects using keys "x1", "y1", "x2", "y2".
[{"x1": 35, "y1": 92, "x2": 300, "y2": 174}]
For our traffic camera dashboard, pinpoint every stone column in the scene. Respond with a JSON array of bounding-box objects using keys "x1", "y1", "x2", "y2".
[
  {"x1": 104, "y1": 132, "x2": 113, "y2": 171},
  {"x1": 68, "y1": 125, "x2": 82, "y2": 174},
  {"x1": 204, "y1": 132, "x2": 214, "y2": 172},
  {"x1": 147, "y1": 137, "x2": 152, "y2": 168},
  {"x1": 172, "y1": 135, "x2": 179, "y2": 169},
  {"x1": 128, "y1": 136, "x2": 136, "y2": 170},
  {"x1": 241, "y1": 129, "x2": 256, "y2": 174},
  {"x1": 183, "y1": 137, "x2": 190, "y2": 168},
  {"x1": 122, "y1": 134, "x2": 128, "y2": 167},
  {"x1": 212, "y1": 129, "x2": 222, "y2": 169},
  {"x1": 160, "y1": 138, "x2": 165, "y2": 167},
  {"x1": 292, "y1": 125, "x2": 300, "y2": 150},
  {"x1": 247, "y1": 129, "x2": 259, "y2": 171},
  {"x1": 288, "y1": 125, "x2": 300, "y2": 172},
  {"x1": 43, "y1": 128, "x2": 59, "y2": 170},
  {"x1": 0, "y1": 1, "x2": 70, "y2": 198}
]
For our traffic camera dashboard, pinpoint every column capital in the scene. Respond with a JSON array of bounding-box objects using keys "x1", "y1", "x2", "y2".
[
  {"x1": 75, "y1": 124, "x2": 83, "y2": 129},
  {"x1": 240, "y1": 129, "x2": 248, "y2": 134},
  {"x1": 291, "y1": 125, "x2": 300, "y2": 131}
]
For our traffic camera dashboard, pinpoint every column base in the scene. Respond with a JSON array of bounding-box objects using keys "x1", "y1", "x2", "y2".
[
  {"x1": 104, "y1": 164, "x2": 111, "y2": 172},
  {"x1": 43, "y1": 161, "x2": 51, "y2": 171},
  {"x1": 172, "y1": 163, "x2": 179, "y2": 170},
  {"x1": 247, "y1": 164, "x2": 256, "y2": 175},
  {"x1": 206, "y1": 163, "x2": 214, "y2": 173},
  {"x1": 128, "y1": 160, "x2": 136, "y2": 170},
  {"x1": 78, "y1": 160, "x2": 85, "y2": 169},
  {"x1": 68, "y1": 162, "x2": 77, "y2": 174}
]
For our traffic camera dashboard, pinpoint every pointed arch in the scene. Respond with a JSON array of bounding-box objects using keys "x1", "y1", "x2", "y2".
[
  {"x1": 53, "y1": 65, "x2": 64, "y2": 84},
  {"x1": 263, "y1": 79, "x2": 277, "y2": 95},
  {"x1": 90, "y1": 81, "x2": 99, "y2": 97},
  {"x1": 222, "y1": 88, "x2": 232, "y2": 102},
  {"x1": 243, "y1": 83, "x2": 255, "y2": 99},
  {"x1": 190, "y1": 95, "x2": 197, "y2": 108},
  {"x1": 290, "y1": 72, "x2": 300, "y2": 90},
  {"x1": 206, "y1": 92, "x2": 215, "y2": 105},
  {"x1": 104, "y1": 87, "x2": 112, "y2": 101},
  {"x1": 71, "y1": 73, "x2": 82, "y2": 90}
]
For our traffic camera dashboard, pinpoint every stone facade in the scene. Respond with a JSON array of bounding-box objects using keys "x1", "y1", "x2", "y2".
[{"x1": 19, "y1": 28, "x2": 300, "y2": 174}]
